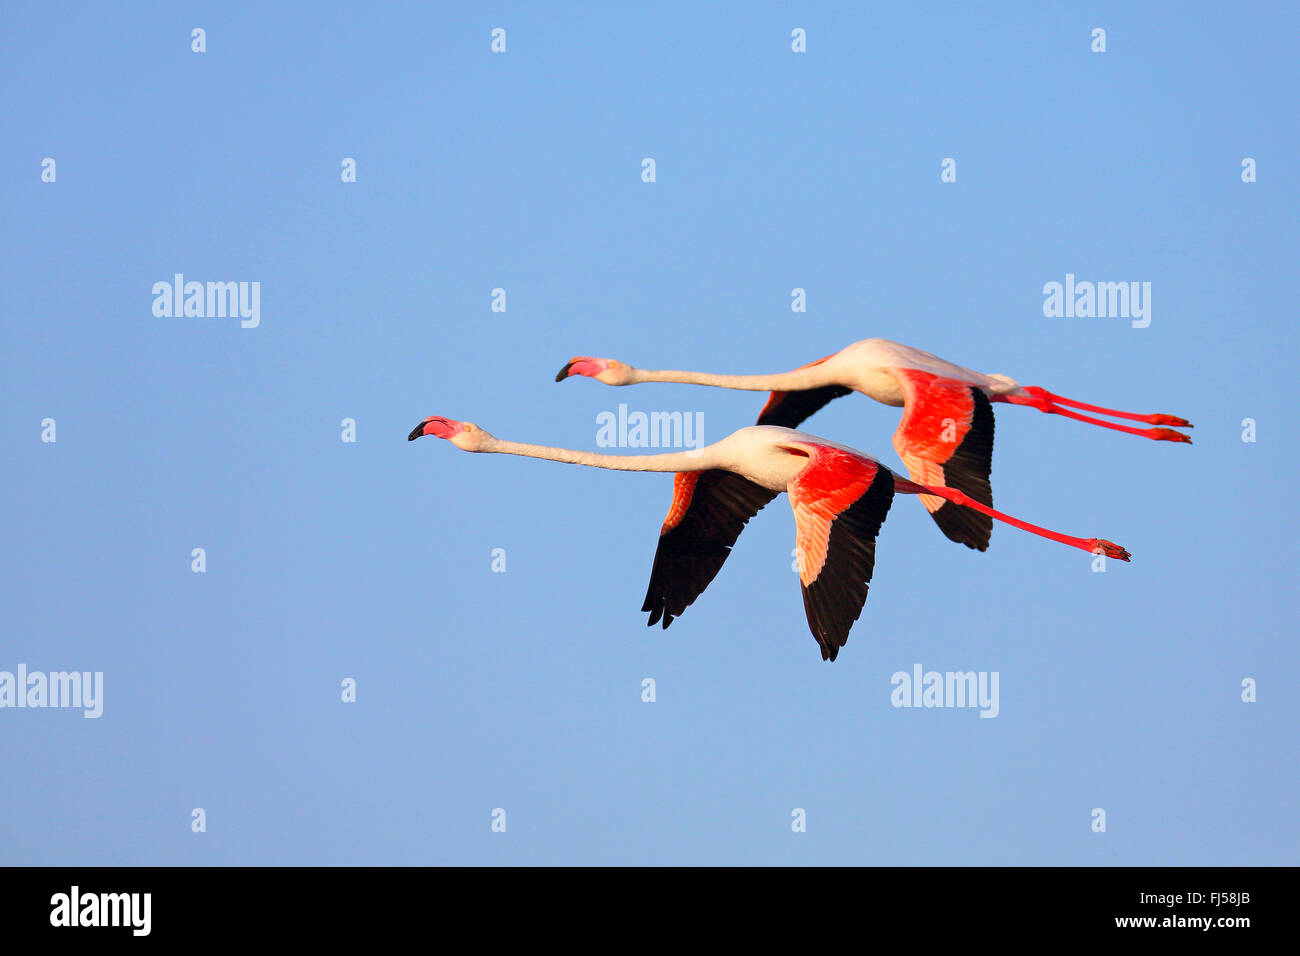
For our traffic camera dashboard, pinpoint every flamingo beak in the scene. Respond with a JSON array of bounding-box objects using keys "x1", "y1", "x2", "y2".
[
  {"x1": 555, "y1": 357, "x2": 610, "y2": 382},
  {"x1": 408, "y1": 416, "x2": 460, "y2": 441}
]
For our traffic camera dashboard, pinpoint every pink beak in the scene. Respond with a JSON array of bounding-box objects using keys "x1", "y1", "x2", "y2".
[
  {"x1": 555, "y1": 357, "x2": 611, "y2": 381},
  {"x1": 408, "y1": 416, "x2": 461, "y2": 441}
]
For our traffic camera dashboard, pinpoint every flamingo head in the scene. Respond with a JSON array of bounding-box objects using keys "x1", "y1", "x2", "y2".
[
  {"x1": 407, "y1": 415, "x2": 492, "y2": 451},
  {"x1": 554, "y1": 356, "x2": 633, "y2": 385}
]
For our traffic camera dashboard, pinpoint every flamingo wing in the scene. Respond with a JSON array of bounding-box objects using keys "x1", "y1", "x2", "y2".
[
  {"x1": 642, "y1": 470, "x2": 779, "y2": 629},
  {"x1": 890, "y1": 368, "x2": 995, "y2": 551},
  {"x1": 757, "y1": 384, "x2": 853, "y2": 429},
  {"x1": 787, "y1": 444, "x2": 896, "y2": 661},
  {"x1": 756, "y1": 354, "x2": 851, "y2": 428}
]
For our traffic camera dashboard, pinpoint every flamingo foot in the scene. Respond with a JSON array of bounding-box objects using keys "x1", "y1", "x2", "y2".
[{"x1": 1089, "y1": 539, "x2": 1131, "y2": 562}]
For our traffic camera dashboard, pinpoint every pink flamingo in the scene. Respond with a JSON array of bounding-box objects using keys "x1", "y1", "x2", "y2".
[
  {"x1": 556, "y1": 338, "x2": 1190, "y2": 551},
  {"x1": 410, "y1": 415, "x2": 1129, "y2": 661}
]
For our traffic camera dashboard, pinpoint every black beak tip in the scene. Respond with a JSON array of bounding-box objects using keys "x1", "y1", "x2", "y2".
[
  {"x1": 407, "y1": 423, "x2": 426, "y2": 441},
  {"x1": 554, "y1": 362, "x2": 573, "y2": 383}
]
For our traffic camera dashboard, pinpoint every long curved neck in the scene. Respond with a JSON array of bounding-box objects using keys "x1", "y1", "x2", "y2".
[
  {"x1": 629, "y1": 365, "x2": 832, "y2": 392},
  {"x1": 483, "y1": 437, "x2": 718, "y2": 473}
]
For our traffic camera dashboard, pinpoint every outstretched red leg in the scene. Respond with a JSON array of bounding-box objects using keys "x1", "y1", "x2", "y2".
[{"x1": 995, "y1": 387, "x2": 1192, "y2": 443}]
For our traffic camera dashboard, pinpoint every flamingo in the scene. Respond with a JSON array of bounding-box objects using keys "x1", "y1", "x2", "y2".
[
  {"x1": 408, "y1": 415, "x2": 1129, "y2": 661},
  {"x1": 555, "y1": 338, "x2": 1191, "y2": 551}
]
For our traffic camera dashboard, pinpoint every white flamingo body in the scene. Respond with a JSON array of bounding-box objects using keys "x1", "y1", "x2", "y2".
[{"x1": 820, "y1": 339, "x2": 1023, "y2": 405}]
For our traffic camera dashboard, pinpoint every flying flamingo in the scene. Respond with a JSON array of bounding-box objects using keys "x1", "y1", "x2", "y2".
[
  {"x1": 555, "y1": 338, "x2": 1191, "y2": 551},
  {"x1": 409, "y1": 415, "x2": 1129, "y2": 661}
]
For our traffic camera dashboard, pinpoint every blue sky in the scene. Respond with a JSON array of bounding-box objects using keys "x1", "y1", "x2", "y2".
[{"x1": 2, "y1": 1, "x2": 1296, "y2": 865}]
